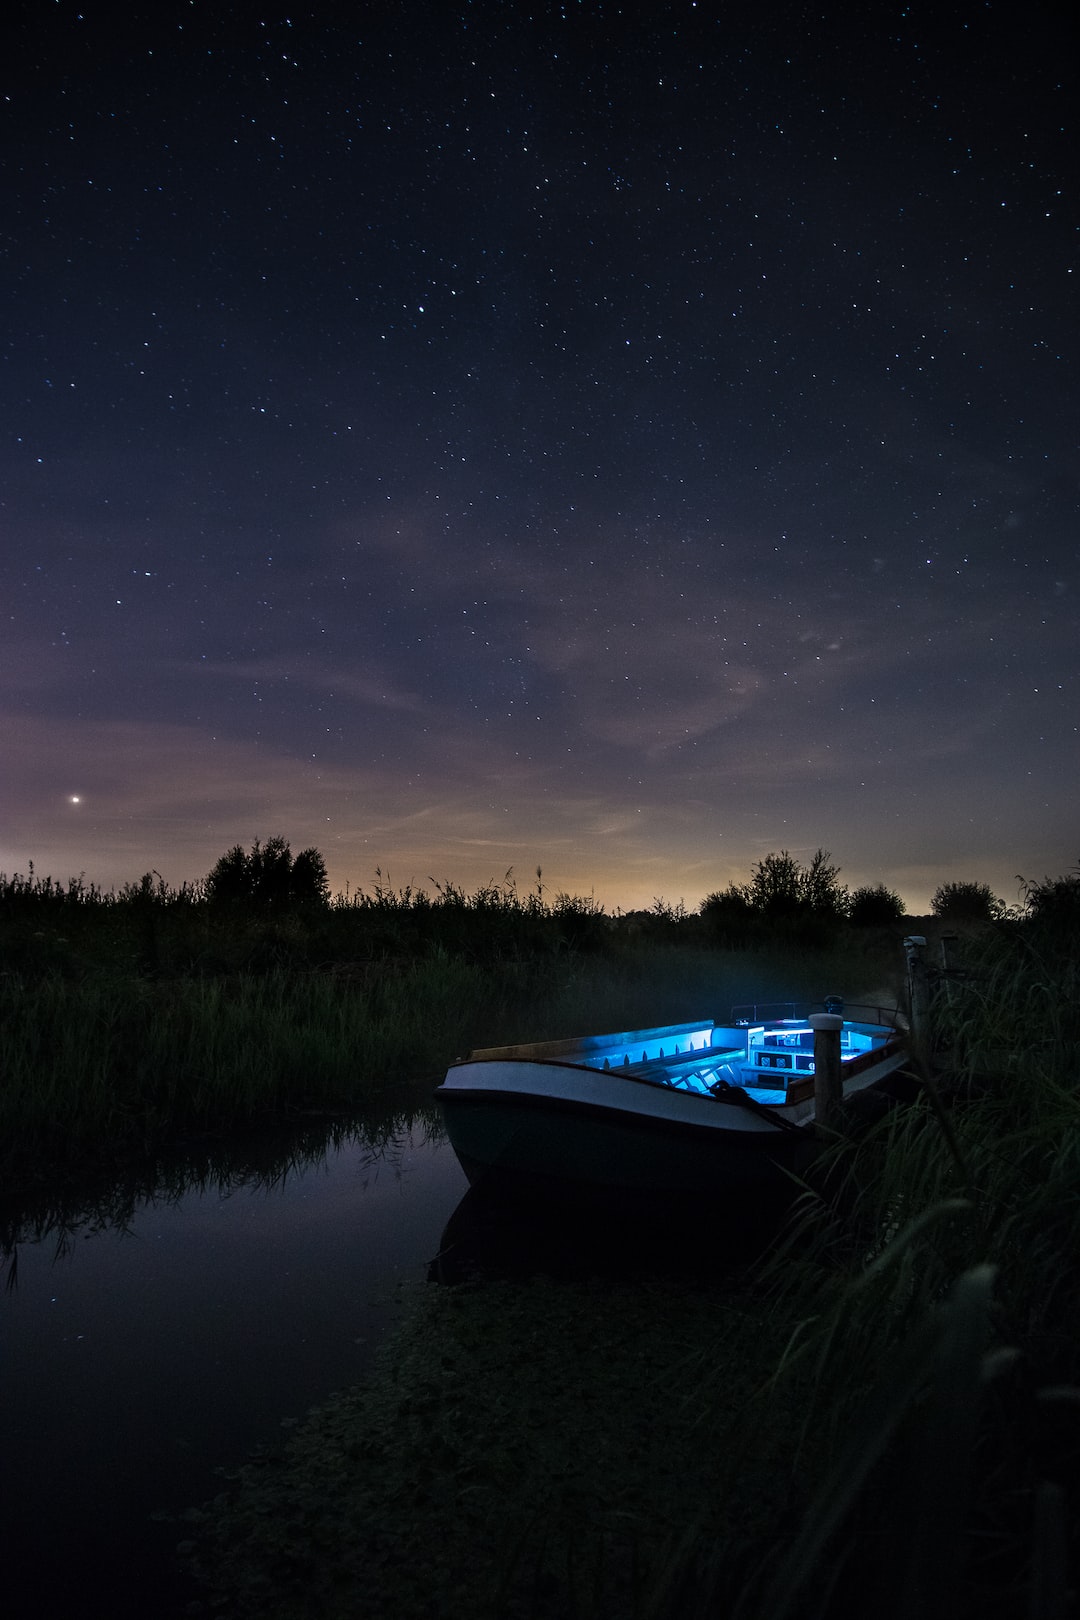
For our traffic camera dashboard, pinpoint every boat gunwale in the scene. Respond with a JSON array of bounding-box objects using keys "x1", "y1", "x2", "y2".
[
  {"x1": 465, "y1": 1018, "x2": 716, "y2": 1065},
  {"x1": 437, "y1": 1042, "x2": 908, "y2": 1133},
  {"x1": 446, "y1": 1028, "x2": 907, "y2": 1110},
  {"x1": 461, "y1": 1005, "x2": 905, "y2": 1068}
]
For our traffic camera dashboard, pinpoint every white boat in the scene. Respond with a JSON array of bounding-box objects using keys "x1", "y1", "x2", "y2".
[{"x1": 436, "y1": 1002, "x2": 908, "y2": 1198}]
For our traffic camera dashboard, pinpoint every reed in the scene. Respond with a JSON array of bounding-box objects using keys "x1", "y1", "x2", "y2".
[
  {"x1": 0, "y1": 958, "x2": 497, "y2": 1183},
  {"x1": 691, "y1": 916, "x2": 1080, "y2": 1620}
]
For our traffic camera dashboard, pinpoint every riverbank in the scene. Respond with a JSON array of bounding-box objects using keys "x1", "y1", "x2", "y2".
[
  {"x1": 1, "y1": 1120, "x2": 468, "y2": 1620},
  {"x1": 180, "y1": 1268, "x2": 798, "y2": 1620},
  {"x1": 179, "y1": 916, "x2": 1079, "y2": 1620}
]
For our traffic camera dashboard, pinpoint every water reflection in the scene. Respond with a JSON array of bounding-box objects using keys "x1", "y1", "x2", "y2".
[
  {"x1": 1, "y1": 1107, "x2": 439, "y2": 1283},
  {"x1": 4, "y1": 1114, "x2": 799, "y2": 1620},
  {"x1": 430, "y1": 1177, "x2": 793, "y2": 1286},
  {"x1": 1, "y1": 1109, "x2": 468, "y2": 1620}
]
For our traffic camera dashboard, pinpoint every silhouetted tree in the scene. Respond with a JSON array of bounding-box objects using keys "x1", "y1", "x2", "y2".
[
  {"x1": 848, "y1": 882, "x2": 907, "y2": 926},
  {"x1": 930, "y1": 880, "x2": 1004, "y2": 922},
  {"x1": 799, "y1": 849, "x2": 849, "y2": 920},
  {"x1": 701, "y1": 850, "x2": 849, "y2": 942},
  {"x1": 1019, "y1": 863, "x2": 1080, "y2": 942},
  {"x1": 745, "y1": 849, "x2": 848, "y2": 920},
  {"x1": 746, "y1": 851, "x2": 804, "y2": 919},
  {"x1": 205, "y1": 838, "x2": 329, "y2": 906},
  {"x1": 205, "y1": 844, "x2": 250, "y2": 905},
  {"x1": 291, "y1": 847, "x2": 330, "y2": 905},
  {"x1": 698, "y1": 884, "x2": 755, "y2": 945},
  {"x1": 699, "y1": 885, "x2": 753, "y2": 920}
]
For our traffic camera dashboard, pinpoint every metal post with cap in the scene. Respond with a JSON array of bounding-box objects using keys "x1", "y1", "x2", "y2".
[
  {"x1": 904, "y1": 934, "x2": 929, "y2": 1059},
  {"x1": 808, "y1": 1011, "x2": 844, "y2": 1134}
]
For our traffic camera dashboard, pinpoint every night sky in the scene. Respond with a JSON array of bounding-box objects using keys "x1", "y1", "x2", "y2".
[{"x1": 3, "y1": 1, "x2": 1076, "y2": 913}]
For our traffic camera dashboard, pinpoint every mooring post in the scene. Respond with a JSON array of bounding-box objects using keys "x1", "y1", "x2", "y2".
[
  {"x1": 939, "y1": 932, "x2": 959, "y2": 1007},
  {"x1": 903, "y1": 934, "x2": 929, "y2": 1060},
  {"x1": 808, "y1": 1012, "x2": 844, "y2": 1134}
]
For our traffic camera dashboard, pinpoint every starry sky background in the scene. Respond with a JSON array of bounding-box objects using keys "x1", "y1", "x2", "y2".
[{"x1": 3, "y1": 0, "x2": 1076, "y2": 913}]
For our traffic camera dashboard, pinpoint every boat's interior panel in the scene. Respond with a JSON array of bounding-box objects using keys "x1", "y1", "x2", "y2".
[
  {"x1": 591, "y1": 1020, "x2": 897, "y2": 1104},
  {"x1": 463, "y1": 1014, "x2": 901, "y2": 1110}
]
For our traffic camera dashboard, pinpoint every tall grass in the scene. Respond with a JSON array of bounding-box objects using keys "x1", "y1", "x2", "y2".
[
  {"x1": 0, "y1": 955, "x2": 541, "y2": 1193},
  {"x1": 678, "y1": 914, "x2": 1080, "y2": 1620},
  {"x1": 0, "y1": 861, "x2": 904, "y2": 977}
]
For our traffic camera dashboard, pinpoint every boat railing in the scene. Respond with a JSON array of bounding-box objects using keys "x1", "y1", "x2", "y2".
[{"x1": 731, "y1": 1000, "x2": 903, "y2": 1031}]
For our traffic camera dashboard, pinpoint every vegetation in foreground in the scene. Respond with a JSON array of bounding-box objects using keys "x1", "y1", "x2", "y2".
[
  {"x1": 180, "y1": 868, "x2": 1080, "y2": 1620},
  {"x1": 180, "y1": 1275, "x2": 794, "y2": 1620}
]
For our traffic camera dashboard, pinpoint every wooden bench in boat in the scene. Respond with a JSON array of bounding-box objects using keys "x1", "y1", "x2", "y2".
[{"x1": 615, "y1": 1046, "x2": 745, "y2": 1087}]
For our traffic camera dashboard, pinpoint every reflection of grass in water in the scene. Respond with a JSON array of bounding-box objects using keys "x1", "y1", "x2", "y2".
[{"x1": 0, "y1": 1107, "x2": 439, "y2": 1284}]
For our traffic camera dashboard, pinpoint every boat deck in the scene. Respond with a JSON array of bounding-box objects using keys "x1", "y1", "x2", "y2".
[{"x1": 467, "y1": 1013, "x2": 902, "y2": 1109}]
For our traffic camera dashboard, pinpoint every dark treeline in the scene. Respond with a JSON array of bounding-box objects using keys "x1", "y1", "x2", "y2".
[
  {"x1": 0, "y1": 842, "x2": 1045, "y2": 980},
  {"x1": 0, "y1": 857, "x2": 612, "y2": 978}
]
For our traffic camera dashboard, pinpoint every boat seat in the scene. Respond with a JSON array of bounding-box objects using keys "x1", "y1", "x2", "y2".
[{"x1": 621, "y1": 1047, "x2": 745, "y2": 1087}]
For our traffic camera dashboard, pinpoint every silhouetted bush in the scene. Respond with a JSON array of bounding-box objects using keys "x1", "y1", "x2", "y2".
[
  {"x1": 930, "y1": 880, "x2": 1004, "y2": 922},
  {"x1": 700, "y1": 850, "x2": 849, "y2": 945},
  {"x1": 1018, "y1": 862, "x2": 1080, "y2": 945},
  {"x1": 848, "y1": 883, "x2": 907, "y2": 926},
  {"x1": 205, "y1": 838, "x2": 329, "y2": 907}
]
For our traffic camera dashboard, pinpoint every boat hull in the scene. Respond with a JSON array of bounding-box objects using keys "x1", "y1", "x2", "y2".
[
  {"x1": 436, "y1": 1011, "x2": 907, "y2": 1200},
  {"x1": 439, "y1": 1086, "x2": 817, "y2": 1197}
]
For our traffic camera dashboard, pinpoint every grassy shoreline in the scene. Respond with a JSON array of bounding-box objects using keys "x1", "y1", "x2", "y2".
[
  {"x1": 180, "y1": 1272, "x2": 798, "y2": 1620},
  {"x1": 177, "y1": 914, "x2": 1078, "y2": 1620}
]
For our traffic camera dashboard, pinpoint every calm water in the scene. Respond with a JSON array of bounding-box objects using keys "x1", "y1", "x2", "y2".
[{"x1": 1, "y1": 1120, "x2": 469, "y2": 1620}]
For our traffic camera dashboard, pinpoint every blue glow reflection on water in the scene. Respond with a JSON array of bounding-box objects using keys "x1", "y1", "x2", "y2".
[{"x1": 1, "y1": 1122, "x2": 469, "y2": 1620}]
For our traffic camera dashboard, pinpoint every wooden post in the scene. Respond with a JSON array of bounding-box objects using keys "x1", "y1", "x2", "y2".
[
  {"x1": 904, "y1": 934, "x2": 929, "y2": 1059},
  {"x1": 808, "y1": 1012, "x2": 844, "y2": 1134},
  {"x1": 939, "y1": 932, "x2": 959, "y2": 1007}
]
